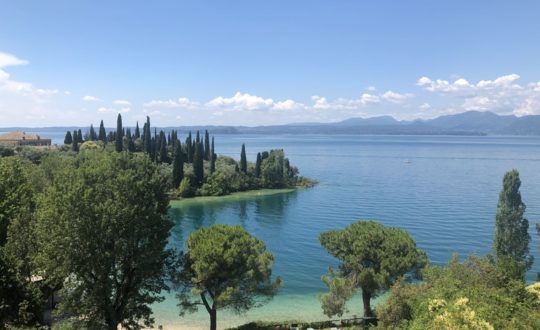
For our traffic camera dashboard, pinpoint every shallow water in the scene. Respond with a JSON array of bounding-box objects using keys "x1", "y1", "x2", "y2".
[{"x1": 152, "y1": 134, "x2": 540, "y2": 329}]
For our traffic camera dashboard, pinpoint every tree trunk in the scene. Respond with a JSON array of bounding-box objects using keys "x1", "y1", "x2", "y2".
[
  {"x1": 362, "y1": 289, "x2": 373, "y2": 317},
  {"x1": 210, "y1": 308, "x2": 217, "y2": 330}
]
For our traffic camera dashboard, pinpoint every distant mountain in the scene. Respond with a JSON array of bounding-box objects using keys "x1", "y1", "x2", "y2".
[
  {"x1": 424, "y1": 111, "x2": 517, "y2": 132},
  {"x1": 231, "y1": 111, "x2": 539, "y2": 135},
  {"x1": 2, "y1": 111, "x2": 539, "y2": 136}
]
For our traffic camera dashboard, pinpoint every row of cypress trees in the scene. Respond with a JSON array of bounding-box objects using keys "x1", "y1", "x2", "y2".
[{"x1": 63, "y1": 114, "x2": 217, "y2": 189}]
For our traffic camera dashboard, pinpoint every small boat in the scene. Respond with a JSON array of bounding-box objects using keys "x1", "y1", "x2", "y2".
[{"x1": 404, "y1": 159, "x2": 411, "y2": 164}]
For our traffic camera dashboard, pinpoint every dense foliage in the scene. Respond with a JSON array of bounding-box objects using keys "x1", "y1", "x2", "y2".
[
  {"x1": 173, "y1": 224, "x2": 281, "y2": 330},
  {"x1": 57, "y1": 115, "x2": 315, "y2": 198},
  {"x1": 376, "y1": 256, "x2": 540, "y2": 329},
  {"x1": 493, "y1": 169, "x2": 532, "y2": 280},
  {"x1": 319, "y1": 221, "x2": 427, "y2": 318}
]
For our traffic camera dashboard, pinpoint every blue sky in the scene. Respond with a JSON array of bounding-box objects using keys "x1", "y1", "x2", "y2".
[{"x1": 1, "y1": 0, "x2": 540, "y2": 127}]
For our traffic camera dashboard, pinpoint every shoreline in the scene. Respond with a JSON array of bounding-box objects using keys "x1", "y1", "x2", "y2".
[{"x1": 169, "y1": 188, "x2": 298, "y2": 206}]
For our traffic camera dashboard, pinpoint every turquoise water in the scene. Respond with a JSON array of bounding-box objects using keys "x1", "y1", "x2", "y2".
[{"x1": 152, "y1": 134, "x2": 540, "y2": 329}]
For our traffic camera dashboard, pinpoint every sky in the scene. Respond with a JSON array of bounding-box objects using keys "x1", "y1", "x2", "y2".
[{"x1": 1, "y1": 0, "x2": 540, "y2": 127}]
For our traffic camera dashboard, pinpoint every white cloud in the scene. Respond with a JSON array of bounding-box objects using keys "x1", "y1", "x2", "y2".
[
  {"x1": 83, "y1": 95, "x2": 100, "y2": 102},
  {"x1": 207, "y1": 92, "x2": 274, "y2": 111},
  {"x1": 113, "y1": 99, "x2": 131, "y2": 106},
  {"x1": 143, "y1": 97, "x2": 199, "y2": 109},
  {"x1": 98, "y1": 106, "x2": 130, "y2": 113},
  {"x1": 419, "y1": 73, "x2": 540, "y2": 116},
  {"x1": 419, "y1": 103, "x2": 431, "y2": 110},
  {"x1": 0, "y1": 52, "x2": 28, "y2": 68},
  {"x1": 381, "y1": 90, "x2": 412, "y2": 103}
]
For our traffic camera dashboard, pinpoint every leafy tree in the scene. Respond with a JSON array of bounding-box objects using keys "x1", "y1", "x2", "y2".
[
  {"x1": 260, "y1": 150, "x2": 286, "y2": 188},
  {"x1": 255, "y1": 152, "x2": 262, "y2": 178},
  {"x1": 35, "y1": 152, "x2": 173, "y2": 329},
  {"x1": 493, "y1": 169, "x2": 532, "y2": 280},
  {"x1": 240, "y1": 144, "x2": 247, "y2": 174},
  {"x1": 376, "y1": 255, "x2": 540, "y2": 329},
  {"x1": 319, "y1": 220, "x2": 426, "y2": 318},
  {"x1": 173, "y1": 224, "x2": 281, "y2": 330},
  {"x1": 0, "y1": 251, "x2": 43, "y2": 328},
  {"x1": 64, "y1": 131, "x2": 73, "y2": 144},
  {"x1": 115, "y1": 113, "x2": 123, "y2": 152},
  {"x1": 99, "y1": 120, "x2": 107, "y2": 142},
  {"x1": 172, "y1": 144, "x2": 184, "y2": 189},
  {"x1": 0, "y1": 157, "x2": 43, "y2": 327}
]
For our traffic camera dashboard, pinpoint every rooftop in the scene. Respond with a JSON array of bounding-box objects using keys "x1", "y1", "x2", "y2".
[{"x1": 0, "y1": 131, "x2": 48, "y2": 141}]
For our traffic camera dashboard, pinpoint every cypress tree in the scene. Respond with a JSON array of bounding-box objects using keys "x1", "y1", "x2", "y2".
[
  {"x1": 172, "y1": 144, "x2": 184, "y2": 189},
  {"x1": 107, "y1": 131, "x2": 115, "y2": 143},
  {"x1": 89, "y1": 124, "x2": 96, "y2": 141},
  {"x1": 196, "y1": 130, "x2": 200, "y2": 144},
  {"x1": 240, "y1": 144, "x2": 247, "y2": 174},
  {"x1": 210, "y1": 136, "x2": 216, "y2": 174},
  {"x1": 72, "y1": 136, "x2": 79, "y2": 152},
  {"x1": 150, "y1": 137, "x2": 156, "y2": 162},
  {"x1": 204, "y1": 130, "x2": 210, "y2": 161},
  {"x1": 255, "y1": 152, "x2": 262, "y2": 177},
  {"x1": 134, "y1": 121, "x2": 140, "y2": 139},
  {"x1": 77, "y1": 129, "x2": 83, "y2": 143},
  {"x1": 64, "y1": 131, "x2": 73, "y2": 144},
  {"x1": 159, "y1": 131, "x2": 168, "y2": 163},
  {"x1": 193, "y1": 141, "x2": 204, "y2": 186},
  {"x1": 115, "y1": 114, "x2": 123, "y2": 152},
  {"x1": 186, "y1": 132, "x2": 193, "y2": 163},
  {"x1": 98, "y1": 120, "x2": 106, "y2": 142},
  {"x1": 144, "y1": 117, "x2": 151, "y2": 154},
  {"x1": 494, "y1": 169, "x2": 532, "y2": 279}
]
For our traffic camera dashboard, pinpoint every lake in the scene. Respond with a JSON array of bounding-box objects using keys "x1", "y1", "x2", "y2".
[
  {"x1": 4, "y1": 130, "x2": 540, "y2": 328},
  {"x1": 149, "y1": 134, "x2": 540, "y2": 329}
]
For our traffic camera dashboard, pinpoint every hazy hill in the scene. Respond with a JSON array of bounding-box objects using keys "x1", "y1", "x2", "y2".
[{"x1": 2, "y1": 111, "x2": 539, "y2": 136}]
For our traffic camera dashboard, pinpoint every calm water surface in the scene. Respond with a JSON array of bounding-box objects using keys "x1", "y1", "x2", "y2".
[{"x1": 152, "y1": 134, "x2": 540, "y2": 329}]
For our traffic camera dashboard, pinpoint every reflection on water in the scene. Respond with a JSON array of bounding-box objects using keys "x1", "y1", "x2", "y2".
[{"x1": 169, "y1": 190, "x2": 298, "y2": 247}]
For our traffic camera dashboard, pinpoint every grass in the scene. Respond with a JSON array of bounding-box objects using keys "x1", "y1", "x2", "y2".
[{"x1": 169, "y1": 188, "x2": 297, "y2": 206}]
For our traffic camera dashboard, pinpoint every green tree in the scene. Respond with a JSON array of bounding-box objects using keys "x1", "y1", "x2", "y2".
[
  {"x1": 210, "y1": 137, "x2": 216, "y2": 174},
  {"x1": 173, "y1": 224, "x2": 281, "y2": 330},
  {"x1": 186, "y1": 132, "x2": 193, "y2": 163},
  {"x1": 172, "y1": 144, "x2": 184, "y2": 189},
  {"x1": 0, "y1": 157, "x2": 43, "y2": 327},
  {"x1": 35, "y1": 152, "x2": 173, "y2": 330},
  {"x1": 134, "y1": 121, "x2": 140, "y2": 139},
  {"x1": 89, "y1": 124, "x2": 97, "y2": 141},
  {"x1": 72, "y1": 132, "x2": 79, "y2": 152},
  {"x1": 240, "y1": 144, "x2": 247, "y2": 174},
  {"x1": 159, "y1": 131, "x2": 168, "y2": 163},
  {"x1": 260, "y1": 150, "x2": 285, "y2": 188},
  {"x1": 64, "y1": 131, "x2": 73, "y2": 145},
  {"x1": 254, "y1": 152, "x2": 262, "y2": 178},
  {"x1": 99, "y1": 120, "x2": 107, "y2": 142},
  {"x1": 319, "y1": 220, "x2": 426, "y2": 318},
  {"x1": 193, "y1": 141, "x2": 204, "y2": 186},
  {"x1": 204, "y1": 130, "x2": 210, "y2": 161},
  {"x1": 115, "y1": 113, "x2": 123, "y2": 152},
  {"x1": 493, "y1": 169, "x2": 532, "y2": 280}
]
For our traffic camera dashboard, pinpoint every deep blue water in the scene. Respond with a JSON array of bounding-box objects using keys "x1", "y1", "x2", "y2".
[{"x1": 201, "y1": 134, "x2": 540, "y2": 289}]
